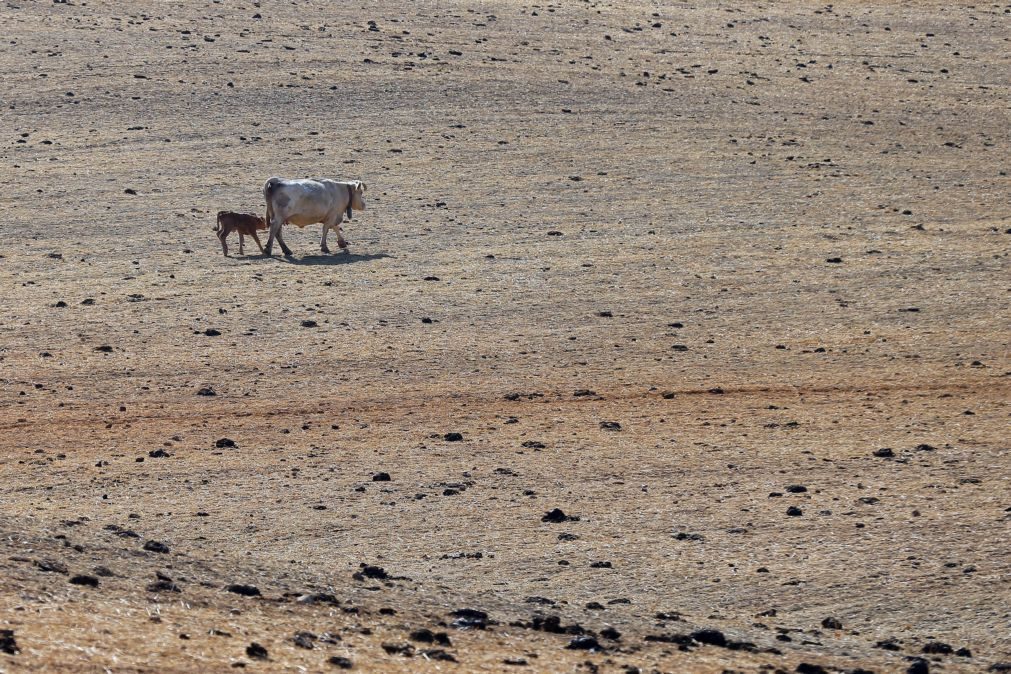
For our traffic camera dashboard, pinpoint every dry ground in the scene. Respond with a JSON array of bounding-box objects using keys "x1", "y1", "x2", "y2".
[{"x1": 1, "y1": 0, "x2": 1009, "y2": 672}]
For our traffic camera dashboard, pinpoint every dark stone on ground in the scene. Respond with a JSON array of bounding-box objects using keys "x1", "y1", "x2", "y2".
[
  {"x1": 450, "y1": 608, "x2": 490, "y2": 629},
  {"x1": 146, "y1": 580, "x2": 181, "y2": 593},
  {"x1": 328, "y1": 655, "x2": 353, "y2": 668},
  {"x1": 0, "y1": 630, "x2": 19, "y2": 655},
  {"x1": 922, "y1": 641, "x2": 953, "y2": 654},
  {"x1": 542, "y1": 508, "x2": 578, "y2": 523},
  {"x1": 69, "y1": 574, "x2": 99, "y2": 587},
  {"x1": 796, "y1": 664, "x2": 829, "y2": 674},
  {"x1": 34, "y1": 559, "x2": 68, "y2": 574},
  {"x1": 822, "y1": 617, "x2": 843, "y2": 629},
  {"x1": 246, "y1": 642, "x2": 268, "y2": 660},
  {"x1": 381, "y1": 642, "x2": 414, "y2": 656},
  {"x1": 691, "y1": 629, "x2": 727, "y2": 647},
  {"x1": 226, "y1": 584, "x2": 261, "y2": 597},
  {"x1": 566, "y1": 635, "x2": 603, "y2": 651},
  {"x1": 143, "y1": 540, "x2": 170, "y2": 554},
  {"x1": 420, "y1": 649, "x2": 457, "y2": 661},
  {"x1": 601, "y1": 627, "x2": 621, "y2": 640},
  {"x1": 410, "y1": 629, "x2": 451, "y2": 646}
]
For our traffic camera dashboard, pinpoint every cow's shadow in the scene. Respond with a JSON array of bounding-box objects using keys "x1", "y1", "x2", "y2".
[{"x1": 249, "y1": 251, "x2": 393, "y2": 266}]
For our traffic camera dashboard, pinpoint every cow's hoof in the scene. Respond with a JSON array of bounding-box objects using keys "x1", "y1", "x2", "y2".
[{"x1": 321, "y1": 247, "x2": 330, "y2": 254}]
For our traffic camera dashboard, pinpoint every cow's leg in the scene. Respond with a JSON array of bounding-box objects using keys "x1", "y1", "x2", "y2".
[
  {"x1": 274, "y1": 224, "x2": 293, "y2": 256},
  {"x1": 218, "y1": 230, "x2": 229, "y2": 256},
  {"x1": 336, "y1": 222, "x2": 349, "y2": 252},
  {"x1": 250, "y1": 231, "x2": 265, "y2": 253},
  {"x1": 320, "y1": 222, "x2": 331, "y2": 254},
  {"x1": 238, "y1": 233, "x2": 245, "y2": 256},
  {"x1": 264, "y1": 217, "x2": 282, "y2": 256}
]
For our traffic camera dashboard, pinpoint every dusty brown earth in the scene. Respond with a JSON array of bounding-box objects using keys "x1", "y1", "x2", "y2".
[{"x1": 1, "y1": 0, "x2": 1009, "y2": 672}]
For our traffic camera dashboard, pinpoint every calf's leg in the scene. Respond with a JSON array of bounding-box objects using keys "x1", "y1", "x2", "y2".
[
  {"x1": 238, "y1": 232, "x2": 245, "y2": 255},
  {"x1": 250, "y1": 231, "x2": 265, "y2": 253}
]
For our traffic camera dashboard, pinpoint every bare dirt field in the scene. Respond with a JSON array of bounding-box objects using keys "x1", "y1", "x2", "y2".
[{"x1": 1, "y1": 1, "x2": 1009, "y2": 672}]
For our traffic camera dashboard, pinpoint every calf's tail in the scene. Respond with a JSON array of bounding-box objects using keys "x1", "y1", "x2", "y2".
[{"x1": 213, "y1": 211, "x2": 223, "y2": 231}]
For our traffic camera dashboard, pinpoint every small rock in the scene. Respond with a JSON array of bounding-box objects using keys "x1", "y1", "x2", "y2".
[
  {"x1": 450, "y1": 608, "x2": 489, "y2": 629},
  {"x1": 409, "y1": 629, "x2": 451, "y2": 646},
  {"x1": 226, "y1": 584, "x2": 261, "y2": 597},
  {"x1": 197, "y1": 386, "x2": 217, "y2": 396},
  {"x1": 0, "y1": 629, "x2": 19, "y2": 655},
  {"x1": 69, "y1": 575, "x2": 99, "y2": 587},
  {"x1": 148, "y1": 449, "x2": 170, "y2": 458},
  {"x1": 599, "y1": 421, "x2": 621, "y2": 430},
  {"x1": 907, "y1": 658, "x2": 929, "y2": 674},
  {"x1": 372, "y1": 472, "x2": 391, "y2": 482},
  {"x1": 821, "y1": 617, "x2": 843, "y2": 629},
  {"x1": 215, "y1": 438, "x2": 236, "y2": 448},
  {"x1": 203, "y1": 328, "x2": 221, "y2": 336},
  {"x1": 444, "y1": 432, "x2": 464, "y2": 442},
  {"x1": 246, "y1": 642, "x2": 268, "y2": 660},
  {"x1": 796, "y1": 664, "x2": 829, "y2": 674},
  {"x1": 301, "y1": 320, "x2": 318, "y2": 328},
  {"x1": 786, "y1": 506, "x2": 803, "y2": 517},
  {"x1": 381, "y1": 642, "x2": 414, "y2": 656},
  {"x1": 353, "y1": 564, "x2": 389, "y2": 580},
  {"x1": 589, "y1": 561, "x2": 613, "y2": 568},
  {"x1": 691, "y1": 629, "x2": 727, "y2": 647},
  {"x1": 566, "y1": 635, "x2": 603, "y2": 651},
  {"x1": 143, "y1": 540, "x2": 170, "y2": 554},
  {"x1": 34, "y1": 559, "x2": 68, "y2": 574},
  {"x1": 873, "y1": 448, "x2": 895, "y2": 458},
  {"x1": 292, "y1": 631, "x2": 315, "y2": 649},
  {"x1": 541, "y1": 508, "x2": 578, "y2": 523},
  {"x1": 786, "y1": 485, "x2": 808, "y2": 493},
  {"x1": 328, "y1": 655, "x2": 353, "y2": 668},
  {"x1": 419, "y1": 648, "x2": 456, "y2": 661},
  {"x1": 600, "y1": 626, "x2": 621, "y2": 640},
  {"x1": 922, "y1": 642, "x2": 953, "y2": 655},
  {"x1": 146, "y1": 580, "x2": 181, "y2": 593}
]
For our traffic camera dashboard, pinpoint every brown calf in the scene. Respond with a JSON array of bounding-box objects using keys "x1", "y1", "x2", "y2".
[{"x1": 214, "y1": 211, "x2": 267, "y2": 256}]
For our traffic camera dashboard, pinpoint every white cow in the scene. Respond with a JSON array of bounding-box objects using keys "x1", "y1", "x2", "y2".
[{"x1": 262, "y1": 177, "x2": 367, "y2": 256}]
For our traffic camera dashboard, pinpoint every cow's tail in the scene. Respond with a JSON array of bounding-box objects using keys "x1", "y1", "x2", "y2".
[{"x1": 264, "y1": 177, "x2": 281, "y2": 227}]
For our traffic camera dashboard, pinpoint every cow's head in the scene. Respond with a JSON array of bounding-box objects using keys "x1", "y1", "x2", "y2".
[{"x1": 349, "y1": 181, "x2": 367, "y2": 211}]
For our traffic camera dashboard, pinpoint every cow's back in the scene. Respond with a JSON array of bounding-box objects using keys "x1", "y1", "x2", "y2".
[{"x1": 268, "y1": 178, "x2": 341, "y2": 227}]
